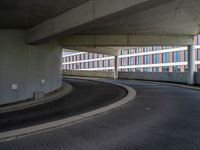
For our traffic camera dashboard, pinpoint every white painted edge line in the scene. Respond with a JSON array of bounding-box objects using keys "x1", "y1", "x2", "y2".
[
  {"x1": 0, "y1": 83, "x2": 73, "y2": 114},
  {"x1": 0, "y1": 78, "x2": 136, "y2": 142}
]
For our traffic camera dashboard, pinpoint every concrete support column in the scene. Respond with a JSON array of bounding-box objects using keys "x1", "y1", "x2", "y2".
[
  {"x1": 114, "y1": 56, "x2": 118, "y2": 79},
  {"x1": 187, "y1": 45, "x2": 195, "y2": 85}
]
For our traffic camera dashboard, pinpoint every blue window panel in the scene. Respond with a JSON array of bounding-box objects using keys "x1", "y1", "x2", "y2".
[
  {"x1": 197, "y1": 49, "x2": 200, "y2": 60},
  {"x1": 153, "y1": 54, "x2": 159, "y2": 64},
  {"x1": 198, "y1": 35, "x2": 200, "y2": 45},
  {"x1": 121, "y1": 58, "x2": 126, "y2": 66},
  {"x1": 135, "y1": 68, "x2": 141, "y2": 72},
  {"x1": 184, "y1": 51, "x2": 188, "y2": 61},
  {"x1": 143, "y1": 67, "x2": 150, "y2": 72},
  {"x1": 152, "y1": 67, "x2": 159, "y2": 72},
  {"x1": 135, "y1": 48, "x2": 140, "y2": 53},
  {"x1": 162, "y1": 53, "x2": 169, "y2": 63},
  {"x1": 143, "y1": 55, "x2": 150, "y2": 64},
  {"x1": 153, "y1": 46, "x2": 160, "y2": 51},
  {"x1": 173, "y1": 51, "x2": 181, "y2": 62},
  {"x1": 143, "y1": 47, "x2": 150, "y2": 52},
  {"x1": 121, "y1": 50, "x2": 126, "y2": 55},
  {"x1": 128, "y1": 57, "x2": 133, "y2": 65},
  {"x1": 162, "y1": 66, "x2": 169, "y2": 72},
  {"x1": 135, "y1": 56, "x2": 141, "y2": 65},
  {"x1": 128, "y1": 49, "x2": 134, "y2": 54}
]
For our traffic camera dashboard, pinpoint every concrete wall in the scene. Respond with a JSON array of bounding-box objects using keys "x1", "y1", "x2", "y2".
[
  {"x1": 63, "y1": 70, "x2": 200, "y2": 85},
  {"x1": 119, "y1": 72, "x2": 200, "y2": 85},
  {"x1": 63, "y1": 70, "x2": 114, "y2": 78},
  {"x1": 0, "y1": 30, "x2": 62, "y2": 104},
  {"x1": 194, "y1": 72, "x2": 200, "y2": 85}
]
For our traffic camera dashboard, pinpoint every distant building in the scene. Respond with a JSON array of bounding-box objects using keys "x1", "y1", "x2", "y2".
[{"x1": 62, "y1": 35, "x2": 200, "y2": 72}]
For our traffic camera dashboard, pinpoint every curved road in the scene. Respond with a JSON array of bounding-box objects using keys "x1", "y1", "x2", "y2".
[
  {"x1": 0, "y1": 78, "x2": 127, "y2": 132},
  {"x1": 1, "y1": 79, "x2": 200, "y2": 150}
]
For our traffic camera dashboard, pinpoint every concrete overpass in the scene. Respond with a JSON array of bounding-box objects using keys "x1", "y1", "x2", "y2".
[{"x1": 1, "y1": 0, "x2": 200, "y2": 104}]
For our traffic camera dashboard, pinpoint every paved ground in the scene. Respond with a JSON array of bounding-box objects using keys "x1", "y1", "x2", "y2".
[
  {"x1": 1, "y1": 79, "x2": 200, "y2": 150},
  {"x1": 0, "y1": 78, "x2": 127, "y2": 132}
]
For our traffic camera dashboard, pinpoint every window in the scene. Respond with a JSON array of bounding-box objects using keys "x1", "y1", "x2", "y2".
[
  {"x1": 89, "y1": 53, "x2": 93, "y2": 59},
  {"x1": 121, "y1": 50, "x2": 126, "y2": 55},
  {"x1": 153, "y1": 46, "x2": 160, "y2": 51},
  {"x1": 152, "y1": 67, "x2": 159, "y2": 72},
  {"x1": 184, "y1": 65, "x2": 188, "y2": 72},
  {"x1": 128, "y1": 57, "x2": 133, "y2": 65},
  {"x1": 143, "y1": 55, "x2": 150, "y2": 64},
  {"x1": 198, "y1": 35, "x2": 200, "y2": 45},
  {"x1": 162, "y1": 46, "x2": 170, "y2": 49},
  {"x1": 162, "y1": 66, "x2": 169, "y2": 72},
  {"x1": 135, "y1": 56, "x2": 141, "y2": 65},
  {"x1": 99, "y1": 54, "x2": 103, "y2": 58},
  {"x1": 135, "y1": 68, "x2": 141, "y2": 72},
  {"x1": 173, "y1": 66, "x2": 181, "y2": 72},
  {"x1": 89, "y1": 62, "x2": 93, "y2": 68},
  {"x1": 143, "y1": 47, "x2": 150, "y2": 52},
  {"x1": 121, "y1": 58, "x2": 126, "y2": 66},
  {"x1": 128, "y1": 68, "x2": 132, "y2": 72},
  {"x1": 197, "y1": 49, "x2": 200, "y2": 60},
  {"x1": 108, "y1": 59, "x2": 113, "y2": 67},
  {"x1": 128, "y1": 49, "x2": 134, "y2": 54},
  {"x1": 81, "y1": 63, "x2": 84, "y2": 69},
  {"x1": 99, "y1": 60, "x2": 103, "y2": 68},
  {"x1": 153, "y1": 54, "x2": 159, "y2": 64},
  {"x1": 143, "y1": 67, "x2": 150, "y2": 72},
  {"x1": 162, "y1": 53, "x2": 169, "y2": 63},
  {"x1": 184, "y1": 51, "x2": 188, "y2": 61},
  {"x1": 94, "y1": 61, "x2": 97, "y2": 68},
  {"x1": 135, "y1": 48, "x2": 140, "y2": 53},
  {"x1": 173, "y1": 52, "x2": 181, "y2": 62},
  {"x1": 84, "y1": 62, "x2": 88, "y2": 69},
  {"x1": 198, "y1": 64, "x2": 200, "y2": 72}
]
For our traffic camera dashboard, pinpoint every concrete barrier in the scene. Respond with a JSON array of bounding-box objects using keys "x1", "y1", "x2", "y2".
[
  {"x1": 119, "y1": 72, "x2": 200, "y2": 85},
  {"x1": 63, "y1": 70, "x2": 200, "y2": 85},
  {"x1": 63, "y1": 70, "x2": 114, "y2": 78}
]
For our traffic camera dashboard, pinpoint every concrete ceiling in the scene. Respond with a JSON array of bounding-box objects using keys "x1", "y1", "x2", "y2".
[
  {"x1": 0, "y1": 0, "x2": 89, "y2": 29},
  {"x1": 76, "y1": 0, "x2": 200, "y2": 36}
]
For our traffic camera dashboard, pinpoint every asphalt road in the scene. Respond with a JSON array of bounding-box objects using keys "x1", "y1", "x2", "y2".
[
  {"x1": 0, "y1": 78, "x2": 127, "y2": 132},
  {"x1": 1, "y1": 79, "x2": 200, "y2": 150}
]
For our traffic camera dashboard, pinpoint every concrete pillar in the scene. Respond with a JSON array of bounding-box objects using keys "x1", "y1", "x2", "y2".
[
  {"x1": 0, "y1": 30, "x2": 62, "y2": 105},
  {"x1": 114, "y1": 56, "x2": 118, "y2": 79},
  {"x1": 187, "y1": 45, "x2": 195, "y2": 85}
]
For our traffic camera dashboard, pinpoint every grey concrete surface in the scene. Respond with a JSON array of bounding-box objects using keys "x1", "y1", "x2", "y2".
[
  {"x1": 0, "y1": 78, "x2": 127, "y2": 133},
  {"x1": 63, "y1": 70, "x2": 115, "y2": 78},
  {"x1": 1, "y1": 79, "x2": 200, "y2": 150},
  {"x1": 27, "y1": 0, "x2": 200, "y2": 44},
  {"x1": 0, "y1": 30, "x2": 62, "y2": 104},
  {"x1": 0, "y1": 0, "x2": 89, "y2": 29},
  {"x1": 0, "y1": 83, "x2": 73, "y2": 114},
  {"x1": 0, "y1": 77, "x2": 135, "y2": 142},
  {"x1": 119, "y1": 71, "x2": 200, "y2": 85}
]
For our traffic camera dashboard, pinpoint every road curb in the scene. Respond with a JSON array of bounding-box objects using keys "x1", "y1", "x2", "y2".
[
  {"x1": 0, "y1": 77, "x2": 136, "y2": 142},
  {"x1": 0, "y1": 83, "x2": 73, "y2": 114}
]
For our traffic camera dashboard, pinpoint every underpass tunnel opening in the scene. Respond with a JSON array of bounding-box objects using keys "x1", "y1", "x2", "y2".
[
  {"x1": 62, "y1": 48, "x2": 119, "y2": 79},
  {"x1": 61, "y1": 35, "x2": 200, "y2": 86},
  {"x1": 0, "y1": 30, "x2": 63, "y2": 105}
]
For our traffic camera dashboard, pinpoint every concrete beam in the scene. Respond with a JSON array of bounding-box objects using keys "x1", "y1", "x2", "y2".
[
  {"x1": 63, "y1": 46, "x2": 118, "y2": 56},
  {"x1": 27, "y1": 0, "x2": 147, "y2": 44},
  {"x1": 61, "y1": 35, "x2": 194, "y2": 47}
]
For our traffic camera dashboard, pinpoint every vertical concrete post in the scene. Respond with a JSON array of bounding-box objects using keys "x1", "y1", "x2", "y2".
[
  {"x1": 114, "y1": 56, "x2": 118, "y2": 79},
  {"x1": 187, "y1": 45, "x2": 195, "y2": 85}
]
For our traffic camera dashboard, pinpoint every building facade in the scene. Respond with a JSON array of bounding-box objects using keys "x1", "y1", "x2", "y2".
[{"x1": 62, "y1": 35, "x2": 200, "y2": 73}]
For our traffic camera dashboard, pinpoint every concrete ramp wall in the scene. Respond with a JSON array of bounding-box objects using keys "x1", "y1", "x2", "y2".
[
  {"x1": 63, "y1": 70, "x2": 114, "y2": 78},
  {"x1": 119, "y1": 72, "x2": 200, "y2": 85}
]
